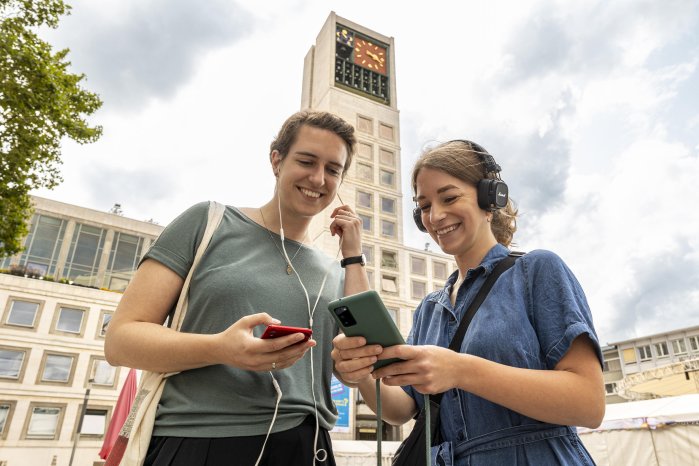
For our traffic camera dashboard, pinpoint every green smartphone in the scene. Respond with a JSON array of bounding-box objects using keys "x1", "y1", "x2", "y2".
[{"x1": 328, "y1": 290, "x2": 405, "y2": 369}]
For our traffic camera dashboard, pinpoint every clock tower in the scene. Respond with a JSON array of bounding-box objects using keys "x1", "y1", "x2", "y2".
[
  {"x1": 302, "y1": 12, "x2": 402, "y2": 259},
  {"x1": 301, "y1": 13, "x2": 455, "y2": 446}
]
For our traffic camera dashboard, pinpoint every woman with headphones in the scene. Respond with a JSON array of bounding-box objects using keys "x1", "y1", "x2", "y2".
[{"x1": 332, "y1": 140, "x2": 604, "y2": 465}]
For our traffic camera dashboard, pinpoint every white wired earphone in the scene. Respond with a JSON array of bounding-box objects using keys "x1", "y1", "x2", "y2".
[{"x1": 254, "y1": 185, "x2": 344, "y2": 466}]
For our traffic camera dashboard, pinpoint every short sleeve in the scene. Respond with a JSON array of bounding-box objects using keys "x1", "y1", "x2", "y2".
[
  {"x1": 523, "y1": 250, "x2": 603, "y2": 369},
  {"x1": 141, "y1": 202, "x2": 210, "y2": 278}
]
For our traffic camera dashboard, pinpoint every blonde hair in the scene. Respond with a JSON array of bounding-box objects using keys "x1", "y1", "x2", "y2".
[{"x1": 411, "y1": 140, "x2": 518, "y2": 247}]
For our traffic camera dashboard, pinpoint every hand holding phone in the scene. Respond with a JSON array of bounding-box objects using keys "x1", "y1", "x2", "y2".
[
  {"x1": 261, "y1": 324, "x2": 313, "y2": 342},
  {"x1": 328, "y1": 290, "x2": 405, "y2": 369}
]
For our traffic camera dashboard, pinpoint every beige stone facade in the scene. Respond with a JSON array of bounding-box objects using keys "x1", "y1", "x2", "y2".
[{"x1": 0, "y1": 197, "x2": 163, "y2": 466}]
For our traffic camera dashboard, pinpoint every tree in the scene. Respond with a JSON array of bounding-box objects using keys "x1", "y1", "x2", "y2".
[{"x1": 0, "y1": 0, "x2": 102, "y2": 257}]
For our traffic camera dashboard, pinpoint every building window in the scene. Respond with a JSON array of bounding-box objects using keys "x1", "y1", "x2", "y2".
[
  {"x1": 357, "y1": 141, "x2": 372, "y2": 160},
  {"x1": 604, "y1": 383, "x2": 617, "y2": 395},
  {"x1": 358, "y1": 213, "x2": 372, "y2": 232},
  {"x1": 380, "y1": 219, "x2": 396, "y2": 237},
  {"x1": 357, "y1": 116, "x2": 373, "y2": 134},
  {"x1": 411, "y1": 256, "x2": 426, "y2": 275},
  {"x1": 381, "y1": 275, "x2": 398, "y2": 293},
  {"x1": 39, "y1": 352, "x2": 76, "y2": 384},
  {"x1": 379, "y1": 123, "x2": 394, "y2": 141},
  {"x1": 89, "y1": 357, "x2": 117, "y2": 387},
  {"x1": 0, "y1": 401, "x2": 16, "y2": 439},
  {"x1": 411, "y1": 280, "x2": 426, "y2": 300},
  {"x1": 433, "y1": 282, "x2": 445, "y2": 292},
  {"x1": 379, "y1": 148, "x2": 395, "y2": 167},
  {"x1": 0, "y1": 347, "x2": 28, "y2": 380},
  {"x1": 4, "y1": 299, "x2": 41, "y2": 328},
  {"x1": 55, "y1": 306, "x2": 85, "y2": 335},
  {"x1": 381, "y1": 250, "x2": 397, "y2": 269},
  {"x1": 357, "y1": 191, "x2": 373, "y2": 209},
  {"x1": 672, "y1": 338, "x2": 687, "y2": 355},
  {"x1": 103, "y1": 232, "x2": 144, "y2": 292},
  {"x1": 689, "y1": 336, "x2": 699, "y2": 352},
  {"x1": 622, "y1": 348, "x2": 637, "y2": 364},
  {"x1": 8, "y1": 214, "x2": 67, "y2": 277},
  {"x1": 637, "y1": 345, "x2": 652, "y2": 361},
  {"x1": 362, "y1": 245, "x2": 374, "y2": 265},
  {"x1": 433, "y1": 262, "x2": 448, "y2": 280},
  {"x1": 98, "y1": 311, "x2": 113, "y2": 338},
  {"x1": 387, "y1": 308, "x2": 399, "y2": 324},
  {"x1": 63, "y1": 223, "x2": 107, "y2": 287},
  {"x1": 654, "y1": 342, "x2": 669, "y2": 358},
  {"x1": 75, "y1": 407, "x2": 109, "y2": 438},
  {"x1": 356, "y1": 162, "x2": 373, "y2": 182},
  {"x1": 602, "y1": 359, "x2": 621, "y2": 372},
  {"x1": 380, "y1": 197, "x2": 396, "y2": 214},
  {"x1": 24, "y1": 404, "x2": 65, "y2": 440},
  {"x1": 366, "y1": 270, "x2": 374, "y2": 289},
  {"x1": 379, "y1": 169, "x2": 395, "y2": 187}
]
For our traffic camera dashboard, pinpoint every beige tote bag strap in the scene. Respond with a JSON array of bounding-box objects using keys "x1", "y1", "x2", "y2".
[{"x1": 169, "y1": 201, "x2": 225, "y2": 332}]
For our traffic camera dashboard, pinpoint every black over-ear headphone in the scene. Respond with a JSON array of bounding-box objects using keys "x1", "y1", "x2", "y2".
[{"x1": 413, "y1": 140, "x2": 508, "y2": 233}]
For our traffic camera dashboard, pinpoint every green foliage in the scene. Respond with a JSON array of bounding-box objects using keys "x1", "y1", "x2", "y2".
[{"x1": 0, "y1": 0, "x2": 102, "y2": 257}]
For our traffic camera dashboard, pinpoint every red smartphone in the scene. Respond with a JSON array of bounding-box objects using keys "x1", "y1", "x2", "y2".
[{"x1": 261, "y1": 324, "x2": 313, "y2": 342}]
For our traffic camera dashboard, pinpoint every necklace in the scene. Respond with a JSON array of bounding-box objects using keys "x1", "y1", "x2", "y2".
[{"x1": 259, "y1": 208, "x2": 308, "y2": 275}]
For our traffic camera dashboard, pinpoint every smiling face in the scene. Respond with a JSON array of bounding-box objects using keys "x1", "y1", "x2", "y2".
[
  {"x1": 415, "y1": 167, "x2": 497, "y2": 265},
  {"x1": 272, "y1": 124, "x2": 348, "y2": 219}
]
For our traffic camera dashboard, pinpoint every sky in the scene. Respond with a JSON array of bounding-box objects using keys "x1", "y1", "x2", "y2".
[{"x1": 32, "y1": 0, "x2": 699, "y2": 345}]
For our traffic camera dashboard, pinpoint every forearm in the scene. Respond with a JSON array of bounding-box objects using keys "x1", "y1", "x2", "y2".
[
  {"x1": 343, "y1": 263, "x2": 370, "y2": 296},
  {"x1": 459, "y1": 355, "x2": 604, "y2": 428},
  {"x1": 105, "y1": 321, "x2": 220, "y2": 373}
]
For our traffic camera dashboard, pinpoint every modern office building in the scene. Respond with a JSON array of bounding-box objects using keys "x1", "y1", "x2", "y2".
[
  {"x1": 0, "y1": 197, "x2": 162, "y2": 466},
  {"x1": 0, "y1": 13, "x2": 457, "y2": 465}
]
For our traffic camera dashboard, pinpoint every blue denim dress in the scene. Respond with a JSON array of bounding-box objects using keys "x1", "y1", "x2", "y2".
[{"x1": 403, "y1": 244, "x2": 602, "y2": 465}]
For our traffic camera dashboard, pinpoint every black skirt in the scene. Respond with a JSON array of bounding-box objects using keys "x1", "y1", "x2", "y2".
[{"x1": 144, "y1": 416, "x2": 337, "y2": 466}]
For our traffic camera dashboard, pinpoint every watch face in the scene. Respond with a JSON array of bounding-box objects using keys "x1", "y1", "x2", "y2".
[{"x1": 354, "y1": 38, "x2": 387, "y2": 75}]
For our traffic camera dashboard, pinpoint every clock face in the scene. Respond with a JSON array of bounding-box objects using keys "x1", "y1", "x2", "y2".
[
  {"x1": 334, "y1": 25, "x2": 390, "y2": 104},
  {"x1": 354, "y1": 38, "x2": 387, "y2": 75}
]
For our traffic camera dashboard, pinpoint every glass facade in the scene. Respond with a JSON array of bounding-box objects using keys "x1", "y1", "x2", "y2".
[
  {"x1": 2, "y1": 215, "x2": 67, "y2": 276},
  {"x1": 103, "y1": 232, "x2": 144, "y2": 291},
  {"x1": 62, "y1": 224, "x2": 106, "y2": 287},
  {"x1": 2, "y1": 211, "x2": 153, "y2": 292}
]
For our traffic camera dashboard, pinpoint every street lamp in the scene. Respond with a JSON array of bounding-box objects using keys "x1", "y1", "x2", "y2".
[{"x1": 69, "y1": 378, "x2": 94, "y2": 466}]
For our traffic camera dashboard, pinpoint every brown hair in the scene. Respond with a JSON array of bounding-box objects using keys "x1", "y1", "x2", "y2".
[
  {"x1": 411, "y1": 140, "x2": 518, "y2": 246},
  {"x1": 270, "y1": 110, "x2": 356, "y2": 176}
]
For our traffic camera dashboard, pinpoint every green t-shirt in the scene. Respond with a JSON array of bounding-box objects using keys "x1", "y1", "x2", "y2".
[{"x1": 143, "y1": 202, "x2": 344, "y2": 437}]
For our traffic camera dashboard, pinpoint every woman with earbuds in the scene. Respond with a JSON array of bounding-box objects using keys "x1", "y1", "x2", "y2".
[
  {"x1": 106, "y1": 110, "x2": 370, "y2": 466},
  {"x1": 332, "y1": 140, "x2": 604, "y2": 465}
]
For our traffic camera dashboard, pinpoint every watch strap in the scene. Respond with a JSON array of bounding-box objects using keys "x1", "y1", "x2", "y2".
[{"x1": 340, "y1": 254, "x2": 365, "y2": 268}]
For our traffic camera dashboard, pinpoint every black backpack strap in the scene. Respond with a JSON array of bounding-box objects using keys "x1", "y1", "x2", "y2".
[{"x1": 432, "y1": 251, "x2": 523, "y2": 404}]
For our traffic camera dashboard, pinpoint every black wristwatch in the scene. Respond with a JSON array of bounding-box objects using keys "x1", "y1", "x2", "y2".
[{"x1": 340, "y1": 254, "x2": 366, "y2": 268}]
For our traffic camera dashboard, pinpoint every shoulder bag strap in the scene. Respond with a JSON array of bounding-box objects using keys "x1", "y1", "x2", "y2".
[{"x1": 170, "y1": 201, "x2": 226, "y2": 332}]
